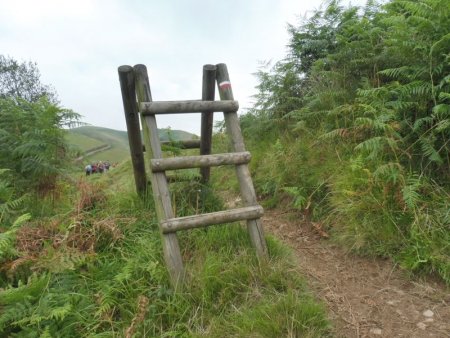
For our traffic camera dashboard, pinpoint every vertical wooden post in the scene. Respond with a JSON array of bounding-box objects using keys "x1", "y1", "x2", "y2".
[
  {"x1": 118, "y1": 65, "x2": 147, "y2": 196},
  {"x1": 216, "y1": 63, "x2": 268, "y2": 258},
  {"x1": 200, "y1": 64, "x2": 216, "y2": 183},
  {"x1": 133, "y1": 64, "x2": 184, "y2": 287}
]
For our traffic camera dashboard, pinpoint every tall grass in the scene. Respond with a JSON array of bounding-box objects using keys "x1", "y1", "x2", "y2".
[{"x1": 0, "y1": 161, "x2": 330, "y2": 337}]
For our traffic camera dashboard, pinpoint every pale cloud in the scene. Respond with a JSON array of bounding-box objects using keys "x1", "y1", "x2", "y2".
[{"x1": 0, "y1": 0, "x2": 367, "y2": 134}]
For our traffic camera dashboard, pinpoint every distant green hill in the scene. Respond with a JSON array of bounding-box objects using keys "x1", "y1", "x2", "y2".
[{"x1": 67, "y1": 126, "x2": 198, "y2": 164}]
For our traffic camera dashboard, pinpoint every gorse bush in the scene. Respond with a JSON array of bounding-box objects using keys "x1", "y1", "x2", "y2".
[{"x1": 244, "y1": 0, "x2": 450, "y2": 284}]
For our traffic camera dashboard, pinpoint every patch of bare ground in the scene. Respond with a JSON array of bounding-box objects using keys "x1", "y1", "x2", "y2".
[{"x1": 263, "y1": 210, "x2": 450, "y2": 338}]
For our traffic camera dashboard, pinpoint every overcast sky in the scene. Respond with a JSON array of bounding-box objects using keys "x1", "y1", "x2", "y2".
[{"x1": 1, "y1": 0, "x2": 366, "y2": 135}]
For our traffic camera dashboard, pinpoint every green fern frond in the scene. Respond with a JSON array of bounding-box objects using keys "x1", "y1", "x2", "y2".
[
  {"x1": 432, "y1": 104, "x2": 450, "y2": 118},
  {"x1": 386, "y1": 100, "x2": 416, "y2": 110},
  {"x1": 355, "y1": 136, "x2": 399, "y2": 158},
  {"x1": 0, "y1": 213, "x2": 31, "y2": 258},
  {"x1": 420, "y1": 136, "x2": 443, "y2": 164},
  {"x1": 354, "y1": 116, "x2": 395, "y2": 133},
  {"x1": 48, "y1": 303, "x2": 72, "y2": 321},
  {"x1": 402, "y1": 175, "x2": 422, "y2": 210},
  {"x1": 438, "y1": 92, "x2": 450, "y2": 101},
  {"x1": 397, "y1": 81, "x2": 432, "y2": 98},
  {"x1": 320, "y1": 128, "x2": 349, "y2": 140},
  {"x1": 396, "y1": 1, "x2": 433, "y2": 17},
  {"x1": 378, "y1": 66, "x2": 410, "y2": 79},
  {"x1": 434, "y1": 119, "x2": 450, "y2": 132},
  {"x1": 282, "y1": 187, "x2": 308, "y2": 209},
  {"x1": 0, "y1": 300, "x2": 33, "y2": 332},
  {"x1": 413, "y1": 116, "x2": 434, "y2": 131},
  {"x1": 0, "y1": 273, "x2": 49, "y2": 306},
  {"x1": 11, "y1": 213, "x2": 32, "y2": 228},
  {"x1": 373, "y1": 162, "x2": 404, "y2": 185},
  {"x1": 40, "y1": 326, "x2": 52, "y2": 338},
  {"x1": 430, "y1": 33, "x2": 450, "y2": 56}
]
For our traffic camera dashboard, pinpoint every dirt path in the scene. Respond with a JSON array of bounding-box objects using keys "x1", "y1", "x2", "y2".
[{"x1": 263, "y1": 210, "x2": 450, "y2": 338}]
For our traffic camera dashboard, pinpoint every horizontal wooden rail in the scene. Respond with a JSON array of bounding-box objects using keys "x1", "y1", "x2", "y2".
[
  {"x1": 151, "y1": 152, "x2": 251, "y2": 172},
  {"x1": 161, "y1": 139, "x2": 200, "y2": 149},
  {"x1": 161, "y1": 205, "x2": 264, "y2": 233},
  {"x1": 140, "y1": 100, "x2": 238, "y2": 114}
]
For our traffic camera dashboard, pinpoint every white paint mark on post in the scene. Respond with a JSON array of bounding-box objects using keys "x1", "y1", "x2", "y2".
[{"x1": 219, "y1": 81, "x2": 231, "y2": 89}]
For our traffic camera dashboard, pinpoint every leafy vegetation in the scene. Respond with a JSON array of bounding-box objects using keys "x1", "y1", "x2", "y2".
[
  {"x1": 2, "y1": 0, "x2": 449, "y2": 335},
  {"x1": 0, "y1": 55, "x2": 57, "y2": 103},
  {"x1": 244, "y1": 0, "x2": 450, "y2": 284},
  {"x1": 1, "y1": 56, "x2": 329, "y2": 337},
  {"x1": 0, "y1": 55, "x2": 80, "y2": 220},
  {"x1": 0, "y1": 162, "x2": 330, "y2": 337}
]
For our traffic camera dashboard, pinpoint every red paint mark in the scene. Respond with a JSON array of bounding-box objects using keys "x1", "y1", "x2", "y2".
[{"x1": 219, "y1": 81, "x2": 231, "y2": 89}]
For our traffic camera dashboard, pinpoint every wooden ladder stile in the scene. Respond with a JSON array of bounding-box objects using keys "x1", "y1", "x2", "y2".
[{"x1": 119, "y1": 63, "x2": 267, "y2": 287}]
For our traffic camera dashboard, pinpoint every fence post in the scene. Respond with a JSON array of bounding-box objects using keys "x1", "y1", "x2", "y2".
[
  {"x1": 200, "y1": 64, "x2": 216, "y2": 184},
  {"x1": 134, "y1": 64, "x2": 184, "y2": 287},
  {"x1": 215, "y1": 63, "x2": 268, "y2": 258},
  {"x1": 118, "y1": 65, "x2": 147, "y2": 196}
]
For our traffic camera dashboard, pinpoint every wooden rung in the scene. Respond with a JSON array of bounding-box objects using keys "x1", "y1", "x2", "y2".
[
  {"x1": 161, "y1": 205, "x2": 264, "y2": 233},
  {"x1": 151, "y1": 151, "x2": 251, "y2": 172},
  {"x1": 141, "y1": 100, "x2": 238, "y2": 114},
  {"x1": 161, "y1": 139, "x2": 200, "y2": 149}
]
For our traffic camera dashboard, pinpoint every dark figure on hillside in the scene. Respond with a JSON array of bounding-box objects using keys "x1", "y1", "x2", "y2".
[
  {"x1": 92, "y1": 163, "x2": 97, "y2": 174},
  {"x1": 98, "y1": 162, "x2": 104, "y2": 174},
  {"x1": 85, "y1": 164, "x2": 92, "y2": 176}
]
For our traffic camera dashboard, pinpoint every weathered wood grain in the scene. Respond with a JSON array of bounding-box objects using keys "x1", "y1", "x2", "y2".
[
  {"x1": 200, "y1": 64, "x2": 216, "y2": 183},
  {"x1": 133, "y1": 64, "x2": 184, "y2": 288},
  {"x1": 118, "y1": 65, "x2": 147, "y2": 196},
  {"x1": 151, "y1": 152, "x2": 251, "y2": 172},
  {"x1": 140, "y1": 100, "x2": 238, "y2": 114},
  {"x1": 161, "y1": 205, "x2": 264, "y2": 233},
  {"x1": 216, "y1": 63, "x2": 268, "y2": 258}
]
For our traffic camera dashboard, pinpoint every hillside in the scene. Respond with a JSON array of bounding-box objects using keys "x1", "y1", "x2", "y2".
[{"x1": 67, "y1": 125, "x2": 198, "y2": 164}]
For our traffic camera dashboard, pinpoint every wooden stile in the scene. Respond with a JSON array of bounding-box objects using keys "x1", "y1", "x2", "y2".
[{"x1": 119, "y1": 63, "x2": 267, "y2": 287}]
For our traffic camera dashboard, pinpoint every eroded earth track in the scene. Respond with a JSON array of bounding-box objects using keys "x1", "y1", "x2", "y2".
[{"x1": 263, "y1": 210, "x2": 450, "y2": 338}]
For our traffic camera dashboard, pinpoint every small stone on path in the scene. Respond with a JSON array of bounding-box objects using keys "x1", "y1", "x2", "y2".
[
  {"x1": 423, "y1": 309, "x2": 434, "y2": 318},
  {"x1": 417, "y1": 322, "x2": 427, "y2": 330},
  {"x1": 369, "y1": 328, "x2": 382, "y2": 335}
]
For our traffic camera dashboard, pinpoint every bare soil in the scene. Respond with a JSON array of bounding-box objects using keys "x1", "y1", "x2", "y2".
[{"x1": 263, "y1": 210, "x2": 450, "y2": 338}]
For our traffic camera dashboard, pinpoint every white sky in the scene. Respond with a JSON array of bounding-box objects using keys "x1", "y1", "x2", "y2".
[{"x1": 0, "y1": 0, "x2": 366, "y2": 135}]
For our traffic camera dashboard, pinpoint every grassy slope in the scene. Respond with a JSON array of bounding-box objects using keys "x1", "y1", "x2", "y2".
[
  {"x1": 67, "y1": 126, "x2": 199, "y2": 164},
  {"x1": 0, "y1": 160, "x2": 330, "y2": 337},
  {"x1": 65, "y1": 132, "x2": 105, "y2": 152}
]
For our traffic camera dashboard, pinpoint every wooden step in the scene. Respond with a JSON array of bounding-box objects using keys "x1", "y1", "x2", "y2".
[
  {"x1": 161, "y1": 205, "x2": 264, "y2": 233},
  {"x1": 151, "y1": 151, "x2": 251, "y2": 172},
  {"x1": 141, "y1": 100, "x2": 238, "y2": 114}
]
